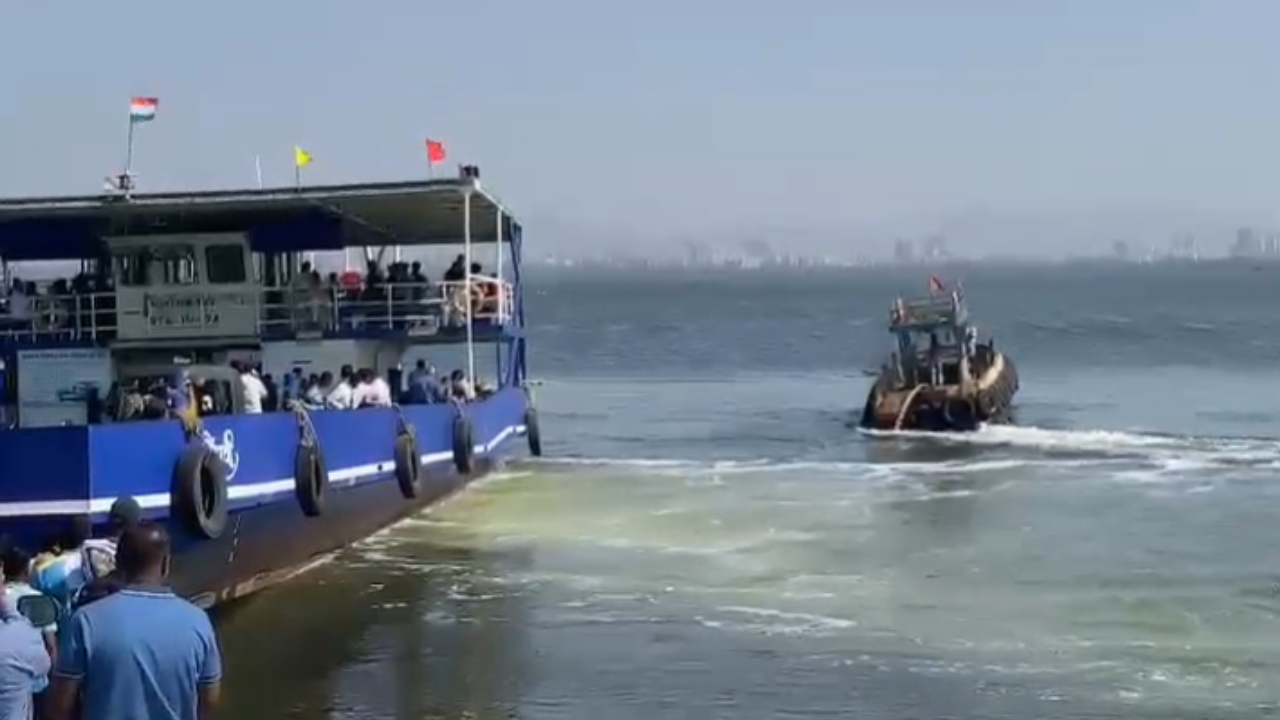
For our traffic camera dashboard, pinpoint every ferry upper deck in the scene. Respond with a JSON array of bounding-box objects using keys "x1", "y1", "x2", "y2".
[{"x1": 0, "y1": 174, "x2": 526, "y2": 348}]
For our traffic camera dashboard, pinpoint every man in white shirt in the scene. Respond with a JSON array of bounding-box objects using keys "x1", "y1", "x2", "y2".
[
  {"x1": 350, "y1": 369, "x2": 392, "y2": 408},
  {"x1": 232, "y1": 361, "x2": 268, "y2": 414},
  {"x1": 326, "y1": 365, "x2": 355, "y2": 410},
  {"x1": 8, "y1": 282, "x2": 31, "y2": 322}
]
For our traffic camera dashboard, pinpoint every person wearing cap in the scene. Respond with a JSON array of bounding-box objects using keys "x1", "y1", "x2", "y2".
[
  {"x1": 72, "y1": 497, "x2": 143, "y2": 611},
  {"x1": 47, "y1": 522, "x2": 222, "y2": 720}
]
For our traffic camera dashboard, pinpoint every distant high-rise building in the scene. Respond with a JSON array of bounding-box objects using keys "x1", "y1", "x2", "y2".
[
  {"x1": 892, "y1": 239, "x2": 915, "y2": 264},
  {"x1": 922, "y1": 236, "x2": 949, "y2": 261},
  {"x1": 1230, "y1": 227, "x2": 1263, "y2": 259},
  {"x1": 1112, "y1": 240, "x2": 1130, "y2": 261}
]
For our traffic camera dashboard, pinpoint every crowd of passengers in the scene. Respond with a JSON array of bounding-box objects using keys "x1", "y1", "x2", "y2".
[
  {"x1": 0, "y1": 501, "x2": 221, "y2": 720},
  {"x1": 0, "y1": 252, "x2": 506, "y2": 335},
  {"x1": 0, "y1": 274, "x2": 116, "y2": 333},
  {"x1": 268, "y1": 255, "x2": 507, "y2": 330},
  {"x1": 106, "y1": 358, "x2": 486, "y2": 421}
]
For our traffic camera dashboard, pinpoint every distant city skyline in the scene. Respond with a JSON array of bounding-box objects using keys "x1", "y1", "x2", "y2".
[{"x1": 7, "y1": 1, "x2": 1280, "y2": 261}]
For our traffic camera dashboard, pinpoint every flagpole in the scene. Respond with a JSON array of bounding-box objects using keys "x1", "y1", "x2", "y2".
[
  {"x1": 255, "y1": 156, "x2": 264, "y2": 189},
  {"x1": 123, "y1": 118, "x2": 136, "y2": 193},
  {"x1": 294, "y1": 164, "x2": 301, "y2": 191}
]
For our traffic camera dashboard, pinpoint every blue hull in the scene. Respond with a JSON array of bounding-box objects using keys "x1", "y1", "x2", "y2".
[{"x1": 0, "y1": 388, "x2": 531, "y2": 607}]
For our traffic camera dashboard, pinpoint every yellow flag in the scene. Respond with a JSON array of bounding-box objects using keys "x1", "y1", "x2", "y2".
[{"x1": 294, "y1": 146, "x2": 313, "y2": 168}]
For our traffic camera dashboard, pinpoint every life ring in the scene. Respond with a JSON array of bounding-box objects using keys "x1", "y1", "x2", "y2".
[
  {"x1": 294, "y1": 442, "x2": 327, "y2": 517},
  {"x1": 172, "y1": 443, "x2": 229, "y2": 539},
  {"x1": 394, "y1": 431, "x2": 422, "y2": 498},
  {"x1": 452, "y1": 414, "x2": 475, "y2": 475},
  {"x1": 524, "y1": 407, "x2": 543, "y2": 457}
]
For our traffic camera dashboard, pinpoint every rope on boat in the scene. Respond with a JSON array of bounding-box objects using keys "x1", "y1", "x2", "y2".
[
  {"x1": 892, "y1": 385, "x2": 927, "y2": 430},
  {"x1": 288, "y1": 400, "x2": 320, "y2": 449},
  {"x1": 389, "y1": 403, "x2": 416, "y2": 442}
]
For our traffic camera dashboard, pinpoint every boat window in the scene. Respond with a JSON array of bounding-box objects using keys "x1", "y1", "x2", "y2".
[
  {"x1": 113, "y1": 249, "x2": 151, "y2": 287},
  {"x1": 153, "y1": 245, "x2": 198, "y2": 286},
  {"x1": 205, "y1": 245, "x2": 247, "y2": 284}
]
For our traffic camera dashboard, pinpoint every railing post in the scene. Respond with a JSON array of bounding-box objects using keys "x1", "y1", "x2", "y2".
[{"x1": 330, "y1": 285, "x2": 339, "y2": 332}]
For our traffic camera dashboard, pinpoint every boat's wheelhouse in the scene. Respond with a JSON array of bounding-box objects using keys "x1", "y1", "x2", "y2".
[{"x1": 886, "y1": 291, "x2": 973, "y2": 388}]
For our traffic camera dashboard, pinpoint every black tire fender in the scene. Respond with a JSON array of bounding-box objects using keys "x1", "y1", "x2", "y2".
[
  {"x1": 524, "y1": 407, "x2": 543, "y2": 457},
  {"x1": 172, "y1": 443, "x2": 229, "y2": 540},
  {"x1": 295, "y1": 442, "x2": 327, "y2": 517},
  {"x1": 452, "y1": 414, "x2": 475, "y2": 475},
  {"x1": 394, "y1": 432, "x2": 422, "y2": 499}
]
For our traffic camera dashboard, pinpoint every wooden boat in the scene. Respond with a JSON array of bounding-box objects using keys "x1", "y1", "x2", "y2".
[{"x1": 859, "y1": 280, "x2": 1018, "y2": 432}]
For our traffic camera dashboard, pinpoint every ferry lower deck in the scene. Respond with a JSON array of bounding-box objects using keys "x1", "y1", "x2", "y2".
[{"x1": 0, "y1": 174, "x2": 541, "y2": 607}]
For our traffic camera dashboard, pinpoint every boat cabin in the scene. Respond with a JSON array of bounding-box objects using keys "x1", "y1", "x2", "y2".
[
  {"x1": 0, "y1": 177, "x2": 528, "y2": 428},
  {"x1": 885, "y1": 291, "x2": 985, "y2": 389}
]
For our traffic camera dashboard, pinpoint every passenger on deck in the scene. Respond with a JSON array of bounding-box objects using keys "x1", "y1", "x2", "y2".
[
  {"x1": 964, "y1": 326, "x2": 978, "y2": 358},
  {"x1": 304, "y1": 372, "x2": 331, "y2": 406},
  {"x1": 280, "y1": 367, "x2": 300, "y2": 405},
  {"x1": 409, "y1": 261, "x2": 429, "y2": 301},
  {"x1": 261, "y1": 372, "x2": 279, "y2": 412},
  {"x1": 111, "y1": 381, "x2": 146, "y2": 422},
  {"x1": 47, "y1": 523, "x2": 223, "y2": 720},
  {"x1": 141, "y1": 381, "x2": 171, "y2": 420},
  {"x1": 443, "y1": 254, "x2": 466, "y2": 282},
  {"x1": 352, "y1": 368, "x2": 392, "y2": 408},
  {"x1": 326, "y1": 365, "x2": 355, "y2": 410},
  {"x1": 231, "y1": 361, "x2": 268, "y2": 414},
  {"x1": 191, "y1": 376, "x2": 216, "y2": 416},
  {"x1": 928, "y1": 333, "x2": 942, "y2": 386},
  {"x1": 165, "y1": 372, "x2": 192, "y2": 416},
  {"x1": 449, "y1": 369, "x2": 476, "y2": 402},
  {"x1": 7, "y1": 281, "x2": 33, "y2": 323},
  {"x1": 0, "y1": 587, "x2": 50, "y2": 720},
  {"x1": 406, "y1": 361, "x2": 446, "y2": 404}
]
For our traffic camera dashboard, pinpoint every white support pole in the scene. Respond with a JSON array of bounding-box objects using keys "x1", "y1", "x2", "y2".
[
  {"x1": 494, "y1": 208, "x2": 505, "y2": 383},
  {"x1": 495, "y1": 209, "x2": 504, "y2": 317},
  {"x1": 463, "y1": 190, "x2": 476, "y2": 383}
]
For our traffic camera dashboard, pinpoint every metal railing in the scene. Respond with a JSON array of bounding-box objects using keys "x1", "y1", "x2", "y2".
[
  {"x1": 0, "y1": 279, "x2": 514, "y2": 342},
  {"x1": 0, "y1": 292, "x2": 118, "y2": 342},
  {"x1": 889, "y1": 293, "x2": 966, "y2": 329},
  {"x1": 259, "y1": 279, "x2": 513, "y2": 336}
]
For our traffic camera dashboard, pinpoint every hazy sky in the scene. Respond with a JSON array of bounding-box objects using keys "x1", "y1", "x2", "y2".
[{"x1": 3, "y1": 1, "x2": 1279, "y2": 255}]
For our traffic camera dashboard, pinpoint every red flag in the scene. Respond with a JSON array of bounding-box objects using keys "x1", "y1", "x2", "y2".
[
  {"x1": 425, "y1": 139, "x2": 446, "y2": 165},
  {"x1": 928, "y1": 275, "x2": 946, "y2": 295}
]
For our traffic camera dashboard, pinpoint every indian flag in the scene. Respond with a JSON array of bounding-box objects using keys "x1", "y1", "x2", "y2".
[{"x1": 129, "y1": 97, "x2": 158, "y2": 123}]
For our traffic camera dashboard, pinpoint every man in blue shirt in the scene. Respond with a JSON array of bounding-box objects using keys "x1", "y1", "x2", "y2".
[
  {"x1": 0, "y1": 586, "x2": 51, "y2": 720},
  {"x1": 47, "y1": 523, "x2": 222, "y2": 720},
  {"x1": 406, "y1": 360, "x2": 446, "y2": 404}
]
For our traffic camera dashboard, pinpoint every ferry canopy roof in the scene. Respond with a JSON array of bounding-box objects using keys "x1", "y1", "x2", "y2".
[{"x1": 0, "y1": 179, "x2": 515, "y2": 261}]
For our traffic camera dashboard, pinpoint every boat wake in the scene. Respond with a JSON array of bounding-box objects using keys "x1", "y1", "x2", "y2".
[{"x1": 539, "y1": 422, "x2": 1280, "y2": 488}]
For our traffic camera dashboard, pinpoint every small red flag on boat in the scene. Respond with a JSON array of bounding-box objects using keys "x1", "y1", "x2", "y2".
[
  {"x1": 425, "y1": 139, "x2": 446, "y2": 165},
  {"x1": 928, "y1": 275, "x2": 946, "y2": 295}
]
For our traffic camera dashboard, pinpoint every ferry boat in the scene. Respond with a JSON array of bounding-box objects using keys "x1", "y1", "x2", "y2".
[
  {"x1": 0, "y1": 170, "x2": 541, "y2": 607},
  {"x1": 859, "y1": 280, "x2": 1018, "y2": 432}
]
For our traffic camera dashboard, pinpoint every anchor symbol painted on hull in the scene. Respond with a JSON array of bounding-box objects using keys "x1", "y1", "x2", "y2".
[{"x1": 199, "y1": 429, "x2": 240, "y2": 480}]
